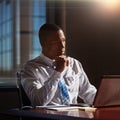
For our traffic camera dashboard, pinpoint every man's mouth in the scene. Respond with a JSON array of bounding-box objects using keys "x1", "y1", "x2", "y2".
[{"x1": 57, "y1": 49, "x2": 65, "y2": 55}]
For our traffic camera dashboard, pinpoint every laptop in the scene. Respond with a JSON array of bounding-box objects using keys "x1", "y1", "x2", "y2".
[{"x1": 93, "y1": 75, "x2": 120, "y2": 108}]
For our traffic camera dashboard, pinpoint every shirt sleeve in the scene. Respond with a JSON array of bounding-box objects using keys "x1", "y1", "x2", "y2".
[
  {"x1": 21, "y1": 62, "x2": 62, "y2": 106},
  {"x1": 77, "y1": 62, "x2": 97, "y2": 105}
]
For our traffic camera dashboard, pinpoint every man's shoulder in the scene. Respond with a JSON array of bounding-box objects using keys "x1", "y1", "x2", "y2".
[
  {"x1": 68, "y1": 56, "x2": 80, "y2": 63},
  {"x1": 24, "y1": 56, "x2": 42, "y2": 67},
  {"x1": 69, "y1": 56, "x2": 83, "y2": 67}
]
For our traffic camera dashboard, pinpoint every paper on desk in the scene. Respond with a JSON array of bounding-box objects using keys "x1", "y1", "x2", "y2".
[{"x1": 36, "y1": 105, "x2": 96, "y2": 112}]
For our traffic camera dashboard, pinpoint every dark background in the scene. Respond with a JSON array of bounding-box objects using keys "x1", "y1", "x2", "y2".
[{"x1": 65, "y1": 1, "x2": 120, "y2": 88}]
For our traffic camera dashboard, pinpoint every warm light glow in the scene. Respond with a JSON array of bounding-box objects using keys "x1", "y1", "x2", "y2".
[
  {"x1": 93, "y1": 0, "x2": 120, "y2": 19},
  {"x1": 100, "y1": 0, "x2": 120, "y2": 10}
]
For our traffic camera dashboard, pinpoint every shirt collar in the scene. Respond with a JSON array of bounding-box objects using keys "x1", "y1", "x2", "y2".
[{"x1": 40, "y1": 53, "x2": 54, "y2": 68}]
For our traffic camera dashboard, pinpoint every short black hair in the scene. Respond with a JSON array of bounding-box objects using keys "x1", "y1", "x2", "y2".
[{"x1": 39, "y1": 23, "x2": 61, "y2": 46}]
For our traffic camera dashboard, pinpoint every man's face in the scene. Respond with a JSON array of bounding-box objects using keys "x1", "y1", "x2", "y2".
[{"x1": 43, "y1": 30, "x2": 66, "y2": 59}]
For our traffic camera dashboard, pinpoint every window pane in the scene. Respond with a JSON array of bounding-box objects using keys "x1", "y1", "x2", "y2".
[
  {"x1": 0, "y1": 0, "x2": 13, "y2": 71},
  {"x1": 33, "y1": 17, "x2": 46, "y2": 31},
  {"x1": 33, "y1": 36, "x2": 40, "y2": 49},
  {"x1": 33, "y1": 0, "x2": 46, "y2": 16},
  {"x1": 31, "y1": 0, "x2": 46, "y2": 58}
]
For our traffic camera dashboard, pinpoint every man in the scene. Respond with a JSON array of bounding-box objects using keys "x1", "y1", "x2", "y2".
[{"x1": 22, "y1": 23, "x2": 96, "y2": 107}]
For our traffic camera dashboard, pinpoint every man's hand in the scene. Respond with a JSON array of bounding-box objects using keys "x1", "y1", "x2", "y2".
[{"x1": 54, "y1": 55, "x2": 69, "y2": 72}]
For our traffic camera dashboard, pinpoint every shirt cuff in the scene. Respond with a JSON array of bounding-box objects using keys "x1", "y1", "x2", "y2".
[{"x1": 51, "y1": 70, "x2": 62, "y2": 82}]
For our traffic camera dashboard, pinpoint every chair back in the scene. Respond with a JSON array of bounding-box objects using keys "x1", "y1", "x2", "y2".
[{"x1": 16, "y1": 71, "x2": 32, "y2": 109}]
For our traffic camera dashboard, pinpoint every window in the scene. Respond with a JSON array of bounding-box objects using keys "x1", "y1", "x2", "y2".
[
  {"x1": 0, "y1": 0, "x2": 13, "y2": 72},
  {"x1": 31, "y1": 0, "x2": 46, "y2": 58},
  {"x1": 0, "y1": 0, "x2": 47, "y2": 76}
]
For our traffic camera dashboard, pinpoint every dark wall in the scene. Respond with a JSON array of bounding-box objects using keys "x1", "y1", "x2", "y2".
[{"x1": 65, "y1": 1, "x2": 120, "y2": 88}]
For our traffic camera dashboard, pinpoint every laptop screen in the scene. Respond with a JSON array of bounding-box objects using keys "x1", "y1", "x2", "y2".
[{"x1": 93, "y1": 75, "x2": 120, "y2": 108}]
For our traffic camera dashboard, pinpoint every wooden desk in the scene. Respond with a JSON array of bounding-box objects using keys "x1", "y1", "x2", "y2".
[
  {"x1": 94, "y1": 107, "x2": 120, "y2": 120},
  {"x1": 29, "y1": 108, "x2": 94, "y2": 119},
  {"x1": 1, "y1": 107, "x2": 120, "y2": 120},
  {"x1": 1, "y1": 108, "x2": 92, "y2": 120}
]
